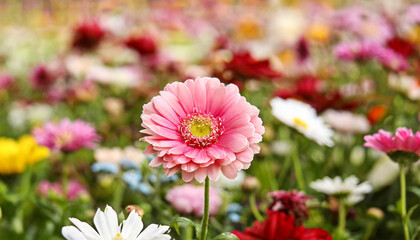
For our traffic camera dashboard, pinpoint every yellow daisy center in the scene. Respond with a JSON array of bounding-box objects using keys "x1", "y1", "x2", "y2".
[
  {"x1": 113, "y1": 233, "x2": 126, "y2": 240},
  {"x1": 293, "y1": 118, "x2": 308, "y2": 129}
]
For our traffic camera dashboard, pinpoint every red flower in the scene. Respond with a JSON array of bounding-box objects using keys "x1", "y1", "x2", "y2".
[
  {"x1": 232, "y1": 211, "x2": 331, "y2": 240},
  {"x1": 125, "y1": 35, "x2": 157, "y2": 56},
  {"x1": 72, "y1": 20, "x2": 105, "y2": 50},
  {"x1": 367, "y1": 105, "x2": 387, "y2": 124},
  {"x1": 225, "y1": 52, "x2": 281, "y2": 79},
  {"x1": 275, "y1": 75, "x2": 359, "y2": 113},
  {"x1": 30, "y1": 65, "x2": 57, "y2": 90},
  {"x1": 386, "y1": 37, "x2": 415, "y2": 58}
]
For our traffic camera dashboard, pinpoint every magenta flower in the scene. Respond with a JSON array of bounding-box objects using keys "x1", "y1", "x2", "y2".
[
  {"x1": 268, "y1": 190, "x2": 311, "y2": 225},
  {"x1": 141, "y1": 77, "x2": 264, "y2": 183},
  {"x1": 166, "y1": 184, "x2": 222, "y2": 216},
  {"x1": 33, "y1": 118, "x2": 100, "y2": 152},
  {"x1": 364, "y1": 128, "x2": 420, "y2": 163},
  {"x1": 334, "y1": 41, "x2": 408, "y2": 72}
]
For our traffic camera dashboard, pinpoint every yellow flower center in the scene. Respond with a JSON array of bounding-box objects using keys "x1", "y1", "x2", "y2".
[
  {"x1": 190, "y1": 121, "x2": 212, "y2": 137},
  {"x1": 293, "y1": 118, "x2": 308, "y2": 129},
  {"x1": 113, "y1": 233, "x2": 126, "y2": 240}
]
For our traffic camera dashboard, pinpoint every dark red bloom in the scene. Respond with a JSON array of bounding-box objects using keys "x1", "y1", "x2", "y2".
[
  {"x1": 275, "y1": 75, "x2": 360, "y2": 113},
  {"x1": 296, "y1": 38, "x2": 310, "y2": 62},
  {"x1": 268, "y1": 190, "x2": 311, "y2": 226},
  {"x1": 125, "y1": 35, "x2": 157, "y2": 56},
  {"x1": 225, "y1": 52, "x2": 281, "y2": 79},
  {"x1": 232, "y1": 211, "x2": 331, "y2": 240},
  {"x1": 72, "y1": 20, "x2": 105, "y2": 50},
  {"x1": 386, "y1": 37, "x2": 415, "y2": 58},
  {"x1": 30, "y1": 65, "x2": 57, "y2": 90}
]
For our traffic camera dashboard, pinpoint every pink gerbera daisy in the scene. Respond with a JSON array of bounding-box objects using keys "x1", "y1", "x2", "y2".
[
  {"x1": 364, "y1": 127, "x2": 420, "y2": 163},
  {"x1": 140, "y1": 77, "x2": 264, "y2": 183},
  {"x1": 33, "y1": 118, "x2": 100, "y2": 152}
]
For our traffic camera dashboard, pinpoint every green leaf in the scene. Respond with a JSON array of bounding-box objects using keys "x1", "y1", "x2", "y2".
[
  {"x1": 212, "y1": 232, "x2": 239, "y2": 240},
  {"x1": 407, "y1": 204, "x2": 419, "y2": 220},
  {"x1": 409, "y1": 187, "x2": 420, "y2": 199},
  {"x1": 171, "y1": 217, "x2": 197, "y2": 235},
  {"x1": 411, "y1": 225, "x2": 420, "y2": 240}
]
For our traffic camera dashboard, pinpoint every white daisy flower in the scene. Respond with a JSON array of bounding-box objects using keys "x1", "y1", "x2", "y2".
[
  {"x1": 270, "y1": 98, "x2": 334, "y2": 147},
  {"x1": 62, "y1": 205, "x2": 171, "y2": 240},
  {"x1": 310, "y1": 176, "x2": 372, "y2": 204}
]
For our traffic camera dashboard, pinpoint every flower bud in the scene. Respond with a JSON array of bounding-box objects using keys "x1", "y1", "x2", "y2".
[
  {"x1": 125, "y1": 205, "x2": 144, "y2": 217},
  {"x1": 367, "y1": 207, "x2": 384, "y2": 220},
  {"x1": 242, "y1": 176, "x2": 260, "y2": 192}
]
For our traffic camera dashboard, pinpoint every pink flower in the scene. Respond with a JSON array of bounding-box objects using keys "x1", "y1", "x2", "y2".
[
  {"x1": 334, "y1": 41, "x2": 408, "y2": 72},
  {"x1": 333, "y1": 6, "x2": 393, "y2": 43},
  {"x1": 268, "y1": 190, "x2": 311, "y2": 226},
  {"x1": 166, "y1": 184, "x2": 222, "y2": 216},
  {"x1": 33, "y1": 118, "x2": 100, "y2": 152},
  {"x1": 364, "y1": 128, "x2": 420, "y2": 163},
  {"x1": 37, "y1": 181, "x2": 62, "y2": 196},
  {"x1": 66, "y1": 181, "x2": 89, "y2": 200},
  {"x1": 37, "y1": 180, "x2": 88, "y2": 200},
  {"x1": 141, "y1": 77, "x2": 264, "y2": 183},
  {"x1": 0, "y1": 73, "x2": 13, "y2": 90}
]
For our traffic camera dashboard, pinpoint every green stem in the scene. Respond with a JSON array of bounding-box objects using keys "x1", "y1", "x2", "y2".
[
  {"x1": 112, "y1": 174, "x2": 125, "y2": 210},
  {"x1": 278, "y1": 153, "x2": 293, "y2": 188},
  {"x1": 184, "y1": 225, "x2": 193, "y2": 240},
  {"x1": 292, "y1": 144, "x2": 306, "y2": 191},
  {"x1": 338, "y1": 198, "x2": 346, "y2": 238},
  {"x1": 249, "y1": 193, "x2": 264, "y2": 222},
  {"x1": 62, "y1": 164, "x2": 69, "y2": 196},
  {"x1": 200, "y1": 177, "x2": 210, "y2": 240},
  {"x1": 400, "y1": 163, "x2": 410, "y2": 240},
  {"x1": 362, "y1": 221, "x2": 375, "y2": 240}
]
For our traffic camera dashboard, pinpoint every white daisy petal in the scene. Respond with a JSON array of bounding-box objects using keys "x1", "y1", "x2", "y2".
[
  {"x1": 68, "y1": 218, "x2": 101, "y2": 240},
  {"x1": 310, "y1": 175, "x2": 372, "y2": 205},
  {"x1": 104, "y1": 205, "x2": 119, "y2": 237},
  {"x1": 62, "y1": 226, "x2": 88, "y2": 240},
  {"x1": 63, "y1": 206, "x2": 171, "y2": 240},
  {"x1": 137, "y1": 224, "x2": 171, "y2": 240},
  {"x1": 121, "y1": 211, "x2": 144, "y2": 239},
  {"x1": 93, "y1": 209, "x2": 113, "y2": 240},
  {"x1": 270, "y1": 97, "x2": 334, "y2": 147}
]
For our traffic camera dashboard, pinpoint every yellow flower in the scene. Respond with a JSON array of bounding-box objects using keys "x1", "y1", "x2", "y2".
[{"x1": 0, "y1": 135, "x2": 50, "y2": 174}]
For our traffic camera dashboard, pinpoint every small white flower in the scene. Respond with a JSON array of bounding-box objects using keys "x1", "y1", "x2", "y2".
[
  {"x1": 62, "y1": 205, "x2": 171, "y2": 240},
  {"x1": 7, "y1": 103, "x2": 53, "y2": 129},
  {"x1": 87, "y1": 65, "x2": 141, "y2": 88},
  {"x1": 310, "y1": 176, "x2": 372, "y2": 204},
  {"x1": 270, "y1": 98, "x2": 334, "y2": 147},
  {"x1": 323, "y1": 109, "x2": 370, "y2": 134}
]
